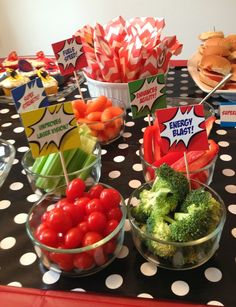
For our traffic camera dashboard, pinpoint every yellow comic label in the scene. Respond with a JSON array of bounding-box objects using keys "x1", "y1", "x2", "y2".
[{"x1": 21, "y1": 101, "x2": 80, "y2": 158}]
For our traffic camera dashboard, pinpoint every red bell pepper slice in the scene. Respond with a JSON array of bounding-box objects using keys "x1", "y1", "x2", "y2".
[
  {"x1": 143, "y1": 125, "x2": 161, "y2": 164},
  {"x1": 205, "y1": 115, "x2": 216, "y2": 136},
  {"x1": 152, "y1": 151, "x2": 184, "y2": 168},
  {"x1": 171, "y1": 150, "x2": 205, "y2": 172}
]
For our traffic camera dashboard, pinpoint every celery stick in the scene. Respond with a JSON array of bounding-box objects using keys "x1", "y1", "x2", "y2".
[
  {"x1": 31, "y1": 155, "x2": 48, "y2": 174},
  {"x1": 79, "y1": 154, "x2": 97, "y2": 181}
]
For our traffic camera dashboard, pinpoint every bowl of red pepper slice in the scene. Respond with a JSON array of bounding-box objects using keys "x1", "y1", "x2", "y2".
[{"x1": 141, "y1": 99, "x2": 218, "y2": 187}]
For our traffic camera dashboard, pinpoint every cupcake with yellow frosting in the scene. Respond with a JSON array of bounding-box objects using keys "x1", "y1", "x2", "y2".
[
  {"x1": 37, "y1": 69, "x2": 58, "y2": 95},
  {"x1": 0, "y1": 69, "x2": 30, "y2": 96}
]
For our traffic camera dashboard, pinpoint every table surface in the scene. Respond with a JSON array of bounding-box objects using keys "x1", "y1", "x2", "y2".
[{"x1": 0, "y1": 67, "x2": 235, "y2": 307}]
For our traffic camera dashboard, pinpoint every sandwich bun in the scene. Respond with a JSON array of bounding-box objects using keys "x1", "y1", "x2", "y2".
[
  {"x1": 198, "y1": 31, "x2": 224, "y2": 41},
  {"x1": 225, "y1": 34, "x2": 236, "y2": 44},
  {"x1": 201, "y1": 45, "x2": 230, "y2": 57},
  {"x1": 199, "y1": 55, "x2": 231, "y2": 75},
  {"x1": 222, "y1": 64, "x2": 236, "y2": 89},
  {"x1": 204, "y1": 37, "x2": 231, "y2": 50}
]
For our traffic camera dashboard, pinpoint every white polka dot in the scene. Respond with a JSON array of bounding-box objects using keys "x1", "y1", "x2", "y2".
[
  {"x1": 0, "y1": 200, "x2": 11, "y2": 209},
  {"x1": 11, "y1": 114, "x2": 20, "y2": 119},
  {"x1": 10, "y1": 182, "x2": 24, "y2": 191},
  {"x1": 136, "y1": 150, "x2": 140, "y2": 156},
  {"x1": 180, "y1": 80, "x2": 188, "y2": 84},
  {"x1": 1, "y1": 122, "x2": 12, "y2": 127},
  {"x1": 13, "y1": 158, "x2": 19, "y2": 165},
  {"x1": 6, "y1": 139, "x2": 15, "y2": 145},
  {"x1": 166, "y1": 90, "x2": 173, "y2": 94},
  {"x1": 14, "y1": 213, "x2": 28, "y2": 224},
  {"x1": 140, "y1": 262, "x2": 157, "y2": 276},
  {"x1": 128, "y1": 111, "x2": 132, "y2": 117},
  {"x1": 195, "y1": 89, "x2": 203, "y2": 93},
  {"x1": 180, "y1": 93, "x2": 188, "y2": 97},
  {"x1": 128, "y1": 179, "x2": 141, "y2": 189},
  {"x1": 117, "y1": 245, "x2": 129, "y2": 258},
  {"x1": 207, "y1": 300, "x2": 224, "y2": 306},
  {"x1": 7, "y1": 282, "x2": 22, "y2": 287},
  {"x1": 228, "y1": 204, "x2": 236, "y2": 214},
  {"x1": 215, "y1": 119, "x2": 221, "y2": 125},
  {"x1": 57, "y1": 97, "x2": 66, "y2": 102},
  {"x1": 181, "y1": 73, "x2": 188, "y2": 77},
  {"x1": 216, "y1": 129, "x2": 227, "y2": 135},
  {"x1": 225, "y1": 185, "x2": 236, "y2": 194},
  {"x1": 125, "y1": 121, "x2": 135, "y2": 127},
  {"x1": 222, "y1": 169, "x2": 235, "y2": 176},
  {"x1": 180, "y1": 86, "x2": 188, "y2": 90},
  {"x1": 42, "y1": 270, "x2": 60, "y2": 284},
  {"x1": 139, "y1": 138, "x2": 143, "y2": 144},
  {"x1": 13, "y1": 127, "x2": 24, "y2": 133},
  {"x1": 171, "y1": 281, "x2": 189, "y2": 296},
  {"x1": 167, "y1": 83, "x2": 174, "y2": 87},
  {"x1": 231, "y1": 228, "x2": 236, "y2": 238},
  {"x1": 80, "y1": 87, "x2": 87, "y2": 92},
  {"x1": 74, "y1": 94, "x2": 82, "y2": 99},
  {"x1": 218, "y1": 141, "x2": 229, "y2": 147},
  {"x1": 124, "y1": 219, "x2": 131, "y2": 231},
  {"x1": 19, "y1": 252, "x2": 37, "y2": 265},
  {"x1": 137, "y1": 293, "x2": 153, "y2": 299},
  {"x1": 22, "y1": 169, "x2": 26, "y2": 175},
  {"x1": 118, "y1": 143, "x2": 128, "y2": 149},
  {"x1": 0, "y1": 237, "x2": 16, "y2": 249},
  {"x1": 27, "y1": 194, "x2": 41, "y2": 202},
  {"x1": 204, "y1": 267, "x2": 222, "y2": 282},
  {"x1": 0, "y1": 108, "x2": 10, "y2": 114},
  {"x1": 101, "y1": 149, "x2": 107, "y2": 155},
  {"x1": 168, "y1": 71, "x2": 175, "y2": 75},
  {"x1": 220, "y1": 154, "x2": 232, "y2": 162},
  {"x1": 113, "y1": 155, "x2": 125, "y2": 163},
  {"x1": 108, "y1": 170, "x2": 121, "y2": 179},
  {"x1": 167, "y1": 77, "x2": 174, "y2": 80},
  {"x1": 132, "y1": 163, "x2": 142, "y2": 171},
  {"x1": 71, "y1": 288, "x2": 86, "y2": 292},
  {"x1": 122, "y1": 132, "x2": 132, "y2": 138},
  {"x1": 17, "y1": 146, "x2": 29, "y2": 153},
  {"x1": 105, "y1": 274, "x2": 123, "y2": 289}
]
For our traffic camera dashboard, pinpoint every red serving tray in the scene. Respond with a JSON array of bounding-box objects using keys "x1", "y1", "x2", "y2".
[{"x1": 0, "y1": 285, "x2": 207, "y2": 307}]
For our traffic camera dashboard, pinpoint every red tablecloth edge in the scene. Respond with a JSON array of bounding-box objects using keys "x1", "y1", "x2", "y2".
[{"x1": 0, "y1": 285, "x2": 208, "y2": 307}]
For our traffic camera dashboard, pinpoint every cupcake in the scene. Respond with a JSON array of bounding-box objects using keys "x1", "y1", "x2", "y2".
[
  {"x1": 29, "y1": 51, "x2": 46, "y2": 68},
  {"x1": 18, "y1": 59, "x2": 37, "y2": 79},
  {"x1": 37, "y1": 69, "x2": 58, "y2": 95},
  {"x1": 0, "y1": 69, "x2": 30, "y2": 96},
  {"x1": 2, "y1": 51, "x2": 19, "y2": 70}
]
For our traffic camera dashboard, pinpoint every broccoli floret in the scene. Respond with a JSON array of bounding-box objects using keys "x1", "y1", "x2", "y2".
[
  {"x1": 170, "y1": 204, "x2": 212, "y2": 242},
  {"x1": 153, "y1": 163, "x2": 189, "y2": 205},
  {"x1": 145, "y1": 209, "x2": 176, "y2": 258},
  {"x1": 169, "y1": 188, "x2": 222, "y2": 242}
]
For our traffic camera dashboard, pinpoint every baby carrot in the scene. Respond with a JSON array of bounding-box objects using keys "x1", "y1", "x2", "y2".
[
  {"x1": 86, "y1": 97, "x2": 107, "y2": 114},
  {"x1": 72, "y1": 99, "x2": 87, "y2": 118},
  {"x1": 86, "y1": 111, "x2": 102, "y2": 121}
]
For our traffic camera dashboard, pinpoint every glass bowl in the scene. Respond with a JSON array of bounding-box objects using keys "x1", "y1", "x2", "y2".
[
  {"x1": 22, "y1": 143, "x2": 101, "y2": 195},
  {"x1": 139, "y1": 145, "x2": 218, "y2": 187},
  {"x1": 166, "y1": 97, "x2": 215, "y2": 118},
  {"x1": 0, "y1": 139, "x2": 16, "y2": 188},
  {"x1": 74, "y1": 97, "x2": 126, "y2": 145},
  {"x1": 26, "y1": 182, "x2": 127, "y2": 277},
  {"x1": 127, "y1": 180, "x2": 226, "y2": 270}
]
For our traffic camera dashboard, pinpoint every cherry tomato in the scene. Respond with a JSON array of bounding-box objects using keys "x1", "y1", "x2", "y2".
[
  {"x1": 64, "y1": 227, "x2": 83, "y2": 249},
  {"x1": 87, "y1": 211, "x2": 107, "y2": 232},
  {"x1": 82, "y1": 231, "x2": 102, "y2": 247},
  {"x1": 66, "y1": 178, "x2": 86, "y2": 201},
  {"x1": 56, "y1": 198, "x2": 73, "y2": 209},
  {"x1": 85, "y1": 198, "x2": 104, "y2": 215},
  {"x1": 37, "y1": 228, "x2": 59, "y2": 247},
  {"x1": 103, "y1": 239, "x2": 117, "y2": 254},
  {"x1": 34, "y1": 222, "x2": 50, "y2": 239},
  {"x1": 104, "y1": 219, "x2": 119, "y2": 236},
  {"x1": 41, "y1": 211, "x2": 49, "y2": 223},
  {"x1": 107, "y1": 207, "x2": 122, "y2": 222},
  {"x1": 93, "y1": 247, "x2": 108, "y2": 266},
  {"x1": 73, "y1": 252, "x2": 94, "y2": 270},
  {"x1": 46, "y1": 208, "x2": 73, "y2": 233},
  {"x1": 77, "y1": 221, "x2": 89, "y2": 234},
  {"x1": 50, "y1": 249, "x2": 74, "y2": 271},
  {"x1": 87, "y1": 184, "x2": 104, "y2": 199},
  {"x1": 100, "y1": 188, "x2": 121, "y2": 211},
  {"x1": 74, "y1": 197, "x2": 90, "y2": 219}
]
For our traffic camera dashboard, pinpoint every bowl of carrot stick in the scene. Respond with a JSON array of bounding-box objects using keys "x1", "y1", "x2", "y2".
[{"x1": 72, "y1": 96, "x2": 126, "y2": 145}]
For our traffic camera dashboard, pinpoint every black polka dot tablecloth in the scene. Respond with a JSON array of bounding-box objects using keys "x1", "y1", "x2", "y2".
[{"x1": 0, "y1": 67, "x2": 236, "y2": 307}]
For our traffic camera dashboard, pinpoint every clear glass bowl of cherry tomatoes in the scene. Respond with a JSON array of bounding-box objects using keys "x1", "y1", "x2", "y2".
[
  {"x1": 26, "y1": 178, "x2": 127, "y2": 277},
  {"x1": 72, "y1": 96, "x2": 126, "y2": 145}
]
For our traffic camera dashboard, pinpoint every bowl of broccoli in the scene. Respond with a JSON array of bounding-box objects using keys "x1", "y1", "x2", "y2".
[{"x1": 127, "y1": 164, "x2": 226, "y2": 270}]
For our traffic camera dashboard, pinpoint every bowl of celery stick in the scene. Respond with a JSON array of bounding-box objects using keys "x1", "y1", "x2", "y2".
[{"x1": 22, "y1": 127, "x2": 101, "y2": 195}]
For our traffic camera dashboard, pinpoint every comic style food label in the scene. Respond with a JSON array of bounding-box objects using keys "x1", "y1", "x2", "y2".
[
  {"x1": 128, "y1": 74, "x2": 166, "y2": 118},
  {"x1": 220, "y1": 102, "x2": 236, "y2": 127},
  {"x1": 155, "y1": 104, "x2": 209, "y2": 153},
  {"x1": 20, "y1": 101, "x2": 80, "y2": 158},
  {"x1": 12, "y1": 78, "x2": 49, "y2": 113},
  {"x1": 52, "y1": 36, "x2": 87, "y2": 75}
]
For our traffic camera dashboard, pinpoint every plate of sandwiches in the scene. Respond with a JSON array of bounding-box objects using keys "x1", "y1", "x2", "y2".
[{"x1": 187, "y1": 31, "x2": 236, "y2": 101}]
